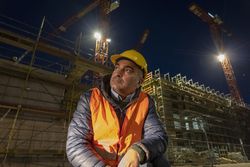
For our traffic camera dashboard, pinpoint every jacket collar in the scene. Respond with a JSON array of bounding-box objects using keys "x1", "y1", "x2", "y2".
[{"x1": 111, "y1": 88, "x2": 136, "y2": 103}]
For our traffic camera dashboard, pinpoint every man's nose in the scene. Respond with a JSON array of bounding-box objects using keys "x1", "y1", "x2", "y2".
[{"x1": 115, "y1": 68, "x2": 124, "y2": 77}]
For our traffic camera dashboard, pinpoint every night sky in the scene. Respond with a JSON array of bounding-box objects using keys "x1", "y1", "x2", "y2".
[{"x1": 1, "y1": 0, "x2": 250, "y2": 103}]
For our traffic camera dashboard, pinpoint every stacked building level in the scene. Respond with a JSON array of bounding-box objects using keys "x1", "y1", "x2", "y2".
[{"x1": 142, "y1": 69, "x2": 250, "y2": 165}]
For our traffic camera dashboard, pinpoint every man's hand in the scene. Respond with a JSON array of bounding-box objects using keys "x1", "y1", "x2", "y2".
[{"x1": 118, "y1": 148, "x2": 139, "y2": 167}]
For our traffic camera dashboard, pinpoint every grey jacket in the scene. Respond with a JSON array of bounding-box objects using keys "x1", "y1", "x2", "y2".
[{"x1": 66, "y1": 75, "x2": 168, "y2": 167}]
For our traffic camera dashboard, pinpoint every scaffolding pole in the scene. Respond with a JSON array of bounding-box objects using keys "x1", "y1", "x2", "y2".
[{"x1": 3, "y1": 16, "x2": 46, "y2": 163}]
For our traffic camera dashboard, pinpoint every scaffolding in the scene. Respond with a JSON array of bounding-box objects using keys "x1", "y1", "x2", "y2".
[
  {"x1": 0, "y1": 16, "x2": 112, "y2": 166},
  {"x1": 142, "y1": 69, "x2": 250, "y2": 165}
]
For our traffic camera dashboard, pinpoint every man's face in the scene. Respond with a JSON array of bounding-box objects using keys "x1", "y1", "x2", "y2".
[{"x1": 110, "y1": 59, "x2": 143, "y2": 98}]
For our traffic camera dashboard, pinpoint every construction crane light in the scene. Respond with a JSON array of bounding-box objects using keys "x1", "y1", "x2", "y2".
[
  {"x1": 106, "y1": 38, "x2": 111, "y2": 42},
  {"x1": 217, "y1": 53, "x2": 225, "y2": 62},
  {"x1": 94, "y1": 32, "x2": 101, "y2": 40}
]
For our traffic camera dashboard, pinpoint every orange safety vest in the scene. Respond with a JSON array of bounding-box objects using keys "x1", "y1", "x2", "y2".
[{"x1": 90, "y1": 88, "x2": 149, "y2": 166}]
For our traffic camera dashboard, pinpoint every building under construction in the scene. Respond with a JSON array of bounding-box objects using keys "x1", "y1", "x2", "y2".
[
  {"x1": 1, "y1": 3, "x2": 250, "y2": 167},
  {"x1": 142, "y1": 69, "x2": 250, "y2": 166}
]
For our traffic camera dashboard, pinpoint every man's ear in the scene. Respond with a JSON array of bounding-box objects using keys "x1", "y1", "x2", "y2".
[
  {"x1": 136, "y1": 81, "x2": 141, "y2": 89},
  {"x1": 137, "y1": 71, "x2": 144, "y2": 87},
  {"x1": 137, "y1": 78, "x2": 143, "y2": 86}
]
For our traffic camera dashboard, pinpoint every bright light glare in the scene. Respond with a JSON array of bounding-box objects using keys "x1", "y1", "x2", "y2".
[
  {"x1": 208, "y1": 12, "x2": 214, "y2": 18},
  {"x1": 94, "y1": 32, "x2": 101, "y2": 40},
  {"x1": 217, "y1": 53, "x2": 225, "y2": 62},
  {"x1": 106, "y1": 38, "x2": 111, "y2": 42}
]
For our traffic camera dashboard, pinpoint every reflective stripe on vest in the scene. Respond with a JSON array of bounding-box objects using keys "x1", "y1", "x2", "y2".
[{"x1": 90, "y1": 88, "x2": 149, "y2": 166}]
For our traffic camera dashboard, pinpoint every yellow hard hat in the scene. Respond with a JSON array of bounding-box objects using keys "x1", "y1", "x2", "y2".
[{"x1": 110, "y1": 49, "x2": 148, "y2": 78}]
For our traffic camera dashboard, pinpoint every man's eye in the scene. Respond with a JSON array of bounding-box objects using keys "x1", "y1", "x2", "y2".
[{"x1": 125, "y1": 68, "x2": 132, "y2": 73}]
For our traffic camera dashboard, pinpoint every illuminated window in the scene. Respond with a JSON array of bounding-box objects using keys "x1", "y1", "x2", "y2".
[
  {"x1": 185, "y1": 122, "x2": 190, "y2": 130},
  {"x1": 192, "y1": 121, "x2": 199, "y2": 130},
  {"x1": 174, "y1": 121, "x2": 181, "y2": 129}
]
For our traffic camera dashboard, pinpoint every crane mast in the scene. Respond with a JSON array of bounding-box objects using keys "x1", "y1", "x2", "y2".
[
  {"x1": 94, "y1": 0, "x2": 120, "y2": 64},
  {"x1": 94, "y1": 0, "x2": 111, "y2": 64},
  {"x1": 189, "y1": 3, "x2": 244, "y2": 105}
]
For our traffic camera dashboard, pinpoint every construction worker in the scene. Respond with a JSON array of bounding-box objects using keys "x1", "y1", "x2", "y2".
[{"x1": 66, "y1": 49, "x2": 169, "y2": 167}]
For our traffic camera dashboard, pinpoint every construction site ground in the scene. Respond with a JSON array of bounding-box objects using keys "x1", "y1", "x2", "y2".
[
  {"x1": 215, "y1": 163, "x2": 250, "y2": 167},
  {"x1": 174, "y1": 163, "x2": 250, "y2": 167}
]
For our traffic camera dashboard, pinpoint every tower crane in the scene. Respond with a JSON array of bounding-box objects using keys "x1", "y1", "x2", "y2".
[
  {"x1": 50, "y1": 0, "x2": 101, "y2": 37},
  {"x1": 50, "y1": 0, "x2": 119, "y2": 65},
  {"x1": 16, "y1": 0, "x2": 102, "y2": 63},
  {"x1": 16, "y1": 0, "x2": 119, "y2": 64},
  {"x1": 188, "y1": 3, "x2": 244, "y2": 106},
  {"x1": 94, "y1": 0, "x2": 120, "y2": 64}
]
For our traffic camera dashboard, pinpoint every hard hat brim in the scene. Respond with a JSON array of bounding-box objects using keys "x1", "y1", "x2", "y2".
[
  {"x1": 110, "y1": 54, "x2": 143, "y2": 71},
  {"x1": 110, "y1": 54, "x2": 121, "y2": 65}
]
